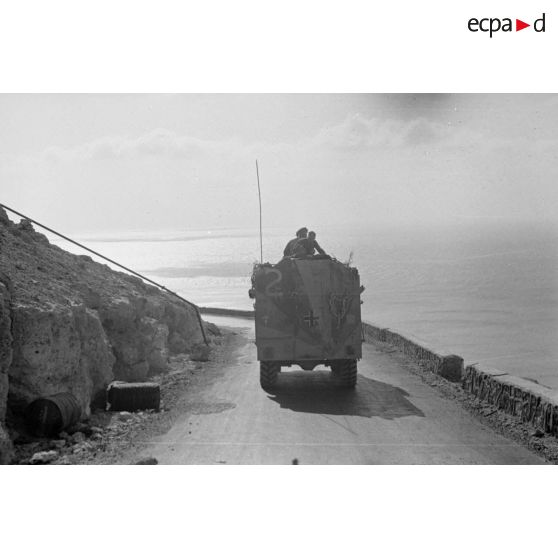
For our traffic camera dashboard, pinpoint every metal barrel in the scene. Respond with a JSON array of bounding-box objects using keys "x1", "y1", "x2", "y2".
[
  {"x1": 107, "y1": 382, "x2": 160, "y2": 412},
  {"x1": 24, "y1": 393, "x2": 82, "y2": 437}
]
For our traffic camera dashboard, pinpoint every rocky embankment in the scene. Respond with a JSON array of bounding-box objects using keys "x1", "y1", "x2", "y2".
[{"x1": 0, "y1": 208, "x2": 218, "y2": 463}]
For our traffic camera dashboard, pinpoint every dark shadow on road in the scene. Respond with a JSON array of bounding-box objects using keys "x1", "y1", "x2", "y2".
[{"x1": 266, "y1": 370, "x2": 424, "y2": 420}]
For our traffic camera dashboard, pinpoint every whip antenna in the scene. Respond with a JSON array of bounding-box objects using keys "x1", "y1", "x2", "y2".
[{"x1": 256, "y1": 160, "x2": 263, "y2": 263}]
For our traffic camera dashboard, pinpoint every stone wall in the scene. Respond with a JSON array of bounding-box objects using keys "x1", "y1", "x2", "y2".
[
  {"x1": 462, "y1": 365, "x2": 558, "y2": 436},
  {"x1": 362, "y1": 321, "x2": 558, "y2": 437},
  {"x1": 361, "y1": 322, "x2": 463, "y2": 382}
]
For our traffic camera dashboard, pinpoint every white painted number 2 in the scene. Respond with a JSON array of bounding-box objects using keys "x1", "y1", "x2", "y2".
[{"x1": 264, "y1": 268, "x2": 283, "y2": 297}]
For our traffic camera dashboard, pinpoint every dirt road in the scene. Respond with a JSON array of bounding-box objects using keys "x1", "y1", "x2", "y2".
[{"x1": 140, "y1": 317, "x2": 543, "y2": 465}]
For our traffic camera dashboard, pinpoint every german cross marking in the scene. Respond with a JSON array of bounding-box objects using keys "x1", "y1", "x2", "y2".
[{"x1": 303, "y1": 311, "x2": 319, "y2": 328}]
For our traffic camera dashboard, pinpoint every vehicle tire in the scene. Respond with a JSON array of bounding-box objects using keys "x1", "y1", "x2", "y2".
[
  {"x1": 332, "y1": 359, "x2": 357, "y2": 388},
  {"x1": 260, "y1": 361, "x2": 280, "y2": 391}
]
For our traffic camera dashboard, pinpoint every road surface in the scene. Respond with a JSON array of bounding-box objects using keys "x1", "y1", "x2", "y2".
[{"x1": 142, "y1": 317, "x2": 543, "y2": 465}]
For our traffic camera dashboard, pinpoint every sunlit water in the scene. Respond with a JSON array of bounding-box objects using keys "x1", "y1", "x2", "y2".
[{"x1": 50, "y1": 222, "x2": 558, "y2": 388}]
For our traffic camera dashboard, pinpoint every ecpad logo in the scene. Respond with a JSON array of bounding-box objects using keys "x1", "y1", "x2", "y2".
[{"x1": 468, "y1": 13, "x2": 546, "y2": 37}]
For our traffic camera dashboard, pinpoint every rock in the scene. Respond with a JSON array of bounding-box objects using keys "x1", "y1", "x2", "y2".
[
  {"x1": 72, "y1": 442, "x2": 93, "y2": 454},
  {"x1": 67, "y1": 422, "x2": 89, "y2": 435},
  {"x1": 12, "y1": 431, "x2": 34, "y2": 445},
  {"x1": 70, "y1": 431, "x2": 86, "y2": 444},
  {"x1": 78, "y1": 423, "x2": 93, "y2": 436},
  {"x1": 18, "y1": 219, "x2": 34, "y2": 233},
  {"x1": 145, "y1": 319, "x2": 170, "y2": 373},
  {"x1": 100, "y1": 297, "x2": 196, "y2": 380},
  {"x1": 24, "y1": 441, "x2": 42, "y2": 453},
  {"x1": 90, "y1": 389, "x2": 107, "y2": 410},
  {"x1": 59, "y1": 431, "x2": 70, "y2": 440},
  {"x1": 0, "y1": 209, "x2": 209, "y2": 439},
  {"x1": 50, "y1": 439, "x2": 66, "y2": 449},
  {"x1": 117, "y1": 411, "x2": 133, "y2": 422},
  {"x1": 191, "y1": 344, "x2": 211, "y2": 362},
  {"x1": 0, "y1": 425, "x2": 14, "y2": 464},
  {"x1": 8, "y1": 303, "x2": 114, "y2": 415},
  {"x1": 0, "y1": 207, "x2": 10, "y2": 225},
  {"x1": 30, "y1": 450, "x2": 58, "y2": 464},
  {"x1": 13, "y1": 220, "x2": 48, "y2": 243},
  {"x1": 205, "y1": 322, "x2": 221, "y2": 336},
  {"x1": 168, "y1": 332, "x2": 188, "y2": 354},
  {"x1": 0, "y1": 280, "x2": 13, "y2": 461},
  {"x1": 135, "y1": 457, "x2": 158, "y2": 465}
]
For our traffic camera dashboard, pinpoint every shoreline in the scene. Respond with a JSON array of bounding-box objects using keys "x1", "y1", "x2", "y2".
[{"x1": 199, "y1": 306, "x2": 254, "y2": 318}]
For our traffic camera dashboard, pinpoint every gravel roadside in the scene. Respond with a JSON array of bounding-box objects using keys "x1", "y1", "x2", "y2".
[{"x1": 12, "y1": 328, "x2": 239, "y2": 465}]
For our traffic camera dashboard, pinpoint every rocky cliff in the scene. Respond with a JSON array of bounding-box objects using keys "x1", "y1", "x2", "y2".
[{"x1": 0, "y1": 207, "x2": 217, "y2": 462}]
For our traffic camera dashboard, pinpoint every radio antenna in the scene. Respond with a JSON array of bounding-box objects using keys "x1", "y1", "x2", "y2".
[{"x1": 256, "y1": 160, "x2": 263, "y2": 263}]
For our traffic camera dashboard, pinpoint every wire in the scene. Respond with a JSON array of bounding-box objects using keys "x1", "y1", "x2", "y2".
[{"x1": 0, "y1": 202, "x2": 208, "y2": 345}]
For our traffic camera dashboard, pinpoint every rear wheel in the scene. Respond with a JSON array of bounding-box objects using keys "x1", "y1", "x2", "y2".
[
  {"x1": 260, "y1": 361, "x2": 280, "y2": 391},
  {"x1": 331, "y1": 359, "x2": 357, "y2": 388}
]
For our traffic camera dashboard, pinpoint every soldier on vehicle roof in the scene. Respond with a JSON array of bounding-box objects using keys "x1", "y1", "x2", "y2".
[
  {"x1": 296, "y1": 230, "x2": 327, "y2": 257},
  {"x1": 283, "y1": 227, "x2": 308, "y2": 257}
]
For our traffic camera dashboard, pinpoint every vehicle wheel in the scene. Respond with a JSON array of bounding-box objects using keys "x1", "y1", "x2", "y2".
[
  {"x1": 260, "y1": 361, "x2": 280, "y2": 391},
  {"x1": 332, "y1": 359, "x2": 357, "y2": 388}
]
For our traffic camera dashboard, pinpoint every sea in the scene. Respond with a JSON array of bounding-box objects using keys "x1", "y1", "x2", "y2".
[{"x1": 50, "y1": 222, "x2": 558, "y2": 389}]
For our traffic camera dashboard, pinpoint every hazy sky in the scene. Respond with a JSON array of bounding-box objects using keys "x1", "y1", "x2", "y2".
[{"x1": 1, "y1": 94, "x2": 557, "y2": 234}]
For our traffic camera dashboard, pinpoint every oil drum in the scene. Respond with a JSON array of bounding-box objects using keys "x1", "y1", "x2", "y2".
[
  {"x1": 107, "y1": 381, "x2": 160, "y2": 412},
  {"x1": 24, "y1": 393, "x2": 82, "y2": 437}
]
